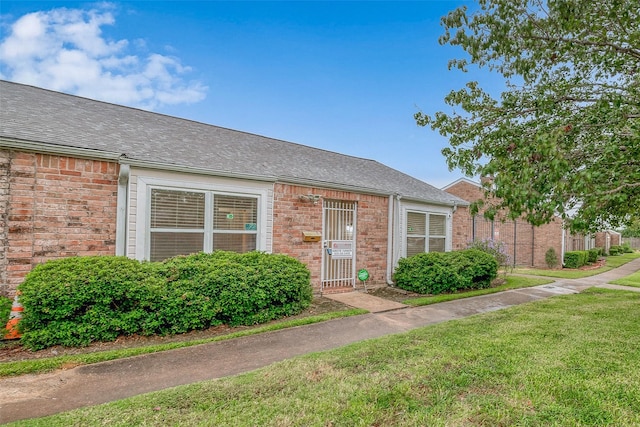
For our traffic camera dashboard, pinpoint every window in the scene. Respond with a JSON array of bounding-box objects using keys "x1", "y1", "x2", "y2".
[
  {"x1": 406, "y1": 211, "x2": 447, "y2": 257},
  {"x1": 213, "y1": 195, "x2": 257, "y2": 253},
  {"x1": 149, "y1": 188, "x2": 258, "y2": 261}
]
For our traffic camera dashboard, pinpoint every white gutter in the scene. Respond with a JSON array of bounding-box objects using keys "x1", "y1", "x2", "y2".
[
  {"x1": 386, "y1": 194, "x2": 395, "y2": 285},
  {"x1": 115, "y1": 164, "x2": 130, "y2": 256},
  {"x1": 0, "y1": 138, "x2": 123, "y2": 161}
]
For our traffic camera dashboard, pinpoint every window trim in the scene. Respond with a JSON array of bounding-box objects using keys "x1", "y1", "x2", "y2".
[
  {"x1": 135, "y1": 177, "x2": 268, "y2": 261},
  {"x1": 401, "y1": 203, "x2": 452, "y2": 258}
]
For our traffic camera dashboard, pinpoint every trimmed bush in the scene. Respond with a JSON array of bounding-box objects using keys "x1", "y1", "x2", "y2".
[
  {"x1": 18, "y1": 252, "x2": 312, "y2": 350},
  {"x1": 545, "y1": 247, "x2": 559, "y2": 269},
  {"x1": 587, "y1": 248, "x2": 600, "y2": 263},
  {"x1": 564, "y1": 250, "x2": 589, "y2": 269},
  {"x1": 609, "y1": 245, "x2": 622, "y2": 256},
  {"x1": 393, "y1": 249, "x2": 498, "y2": 295}
]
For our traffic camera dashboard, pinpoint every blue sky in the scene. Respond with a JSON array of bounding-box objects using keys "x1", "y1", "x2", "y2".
[{"x1": 0, "y1": 1, "x2": 499, "y2": 188}]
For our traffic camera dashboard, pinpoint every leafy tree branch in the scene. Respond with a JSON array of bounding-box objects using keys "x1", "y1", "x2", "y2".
[{"x1": 417, "y1": 0, "x2": 639, "y2": 233}]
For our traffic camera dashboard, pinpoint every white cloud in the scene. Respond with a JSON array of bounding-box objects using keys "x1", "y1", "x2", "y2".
[{"x1": 0, "y1": 4, "x2": 207, "y2": 109}]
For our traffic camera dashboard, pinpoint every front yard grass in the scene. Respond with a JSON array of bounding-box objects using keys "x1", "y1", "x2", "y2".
[
  {"x1": 611, "y1": 270, "x2": 640, "y2": 288},
  {"x1": 513, "y1": 251, "x2": 640, "y2": 279},
  {"x1": 19, "y1": 288, "x2": 640, "y2": 427}
]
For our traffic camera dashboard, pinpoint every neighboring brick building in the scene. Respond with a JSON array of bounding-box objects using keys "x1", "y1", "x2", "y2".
[
  {"x1": 594, "y1": 230, "x2": 621, "y2": 254},
  {"x1": 443, "y1": 178, "x2": 566, "y2": 268},
  {"x1": 1, "y1": 80, "x2": 466, "y2": 296}
]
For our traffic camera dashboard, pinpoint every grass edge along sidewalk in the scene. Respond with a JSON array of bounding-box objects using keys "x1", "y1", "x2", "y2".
[
  {"x1": 15, "y1": 288, "x2": 640, "y2": 427},
  {"x1": 512, "y1": 251, "x2": 640, "y2": 279}
]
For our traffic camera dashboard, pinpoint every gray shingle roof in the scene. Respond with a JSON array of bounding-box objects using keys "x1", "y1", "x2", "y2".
[{"x1": 0, "y1": 80, "x2": 465, "y2": 205}]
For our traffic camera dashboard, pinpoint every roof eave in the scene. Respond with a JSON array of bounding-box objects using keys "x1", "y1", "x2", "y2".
[{"x1": 0, "y1": 137, "x2": 123, "y2": 161}]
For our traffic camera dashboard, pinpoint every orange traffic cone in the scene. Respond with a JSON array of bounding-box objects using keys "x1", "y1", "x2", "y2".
[{"x1": 4, "y1": 292, "x2": 23, "y2": 340}]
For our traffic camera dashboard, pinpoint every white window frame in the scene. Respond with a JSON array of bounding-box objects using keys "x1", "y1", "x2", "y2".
[
  {"x1": 401, "y1": 203, "x2": 453, "y2": 258},
  {"x1": 135, "y1": 177, "x2": 268, "y2": 261}
]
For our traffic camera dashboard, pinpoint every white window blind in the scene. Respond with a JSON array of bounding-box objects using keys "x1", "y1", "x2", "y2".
[
  {"x1": 150, "y1": 189, "x2": 205, "y2": 261},
  {"x1": 405, "y1": 211, "x2": 447, "y2": 257},
  {"x1": 149, "y1": 189, "x2": 258, "y2": 261},
  {"x1": 212, "y1": 195, "x2": 258, "y2": 253},
  {"x1": 151, "y1": 190, "x2": 205, "y2": 228},
  {"x1": 429, "y1": 214, "x2": 446, "y2": 253},
  {"x1": 407, "y1": 212, "x2": 426, "y2": 235},
  {"x1": 406, "y1": 212, "x2": 427, "y2": 257},
  {"x1": 429, "y1": 215, "x2": 446, "y2": 237}
]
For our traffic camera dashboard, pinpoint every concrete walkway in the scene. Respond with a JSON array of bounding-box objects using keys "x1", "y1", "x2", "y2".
[
  {"x1": 324, "y1": 290, "x2": 408, "y2": 312},
  {"x1": 1, "y1": 258, "x2": 639, "y2": 423}
]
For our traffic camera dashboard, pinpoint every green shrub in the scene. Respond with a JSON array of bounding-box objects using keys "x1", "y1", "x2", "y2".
[
  {"x1": 587, "y1": 248, "x2": 600, "y2": 263},
  {"x1": 621, "y1": 242, "x2": 633, "y2": 253},
  {"x1": 161, "y1": 251, "x2": 312, "y2": 326},
  {"x1": 564, "y1": 250, "x2": 589, "y2": 269},
  {"x1": 18, "y1": 257, "x2": 164, "y2": 349},
  {"x1": 17, "y1": 252, "x2": 312, "y2": 350},
  {"x1": 393, "y1": 249, "x2": 498, "y2": 295},
  {"x1": 609, "y1": 245, "x2": 622, "y2": 255},
  {"x1": 466, "y1": 239, "x2": 511, "y2": 272},
  {"x1": 545, "y1": 247, "x2": 559, "y2": 269},
  {"x1": 1, "y1": 295, "x2": 12, "y2": 334}
]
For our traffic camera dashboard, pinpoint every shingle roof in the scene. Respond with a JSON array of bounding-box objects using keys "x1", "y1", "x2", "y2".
[{"x1": 0, "y1": 80, "x2": 465, "y2": 205}]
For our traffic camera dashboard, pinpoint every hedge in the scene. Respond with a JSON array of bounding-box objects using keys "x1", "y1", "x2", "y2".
[
  {"x1": 609, "y1": 245, "x2": 622, "y2": 256},
  {"x1": 563, "y1": 250, "x2": 590, "y2": 269},
  {"x1": 393, "y1": 249, "x2": 498, "y2": 295},
  {"x1": 17, "y1": 252, "x2": 312, "y2": 350}
]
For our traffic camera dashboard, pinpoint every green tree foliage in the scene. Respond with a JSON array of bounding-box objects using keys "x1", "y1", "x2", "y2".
[
  {"x1": 620, "y1": 220, "x2": 640, "y2": 237},
  {"x1": 416, "y1": 0, "x2": 639, "y2": 233}
]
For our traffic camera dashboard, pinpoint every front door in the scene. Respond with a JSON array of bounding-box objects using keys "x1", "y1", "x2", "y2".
[{"x1": 321, "y1": 200, "x2": 357, "y2": 292}]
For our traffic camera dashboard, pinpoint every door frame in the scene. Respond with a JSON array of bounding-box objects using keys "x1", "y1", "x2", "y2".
[{"x1": 321, "y1": 199, "x2": 357, "y2": 292}]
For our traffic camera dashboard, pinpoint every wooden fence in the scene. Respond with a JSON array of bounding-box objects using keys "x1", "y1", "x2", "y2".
[{"x1": 622, "y1": 237, "x2": 640, "y2": 249}]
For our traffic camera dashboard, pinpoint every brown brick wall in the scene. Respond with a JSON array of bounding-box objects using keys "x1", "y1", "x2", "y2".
[
  {"x1": 446, "y1": 180, "x2": 485, "y2": 251},
  {"x1": 272, "y1": 183, "x2": 389, "y2": 292},
  {"x1": 445, "y1": 180, "x2": 564, "y2": 268},
  {"x1": 0, "y1": 151, "x2": 9, "y2": 294},
  {"x1": 594, "y1": 231, "x2": 622, "y2": 253},
  {"x1": 1, "y1": 150, "x2": 118, "y2": 296}
]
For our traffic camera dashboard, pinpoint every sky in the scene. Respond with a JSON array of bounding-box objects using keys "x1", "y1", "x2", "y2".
[{"x1": 0, "y1": 1, "x2": 502, "y2": 188}]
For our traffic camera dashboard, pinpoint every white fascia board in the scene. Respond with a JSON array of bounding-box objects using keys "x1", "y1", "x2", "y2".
[{"x1": 0, "y1": 137, "x2": 123, "y2": 161}]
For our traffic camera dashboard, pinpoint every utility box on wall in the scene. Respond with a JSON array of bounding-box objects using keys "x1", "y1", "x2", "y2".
[{"x1": 302, "y1": 231, "x2": 322, "y2": 242}]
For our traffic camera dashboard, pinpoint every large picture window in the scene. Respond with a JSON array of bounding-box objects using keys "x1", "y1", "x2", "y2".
[
  {"x1": 406, "y1": 211, "x2": 447, "y2": 257},
  {"x1": 149, "y1": 188, "x2": 258, "y2": 261}
]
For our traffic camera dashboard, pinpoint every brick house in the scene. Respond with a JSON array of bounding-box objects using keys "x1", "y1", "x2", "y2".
[
  {"x1": 443, "y1": 177, "x2": 622, "y2": 268},
  {"x1": 0, "y1": 80, "x2": 467, "y2": 296},
  {"x1": 444, "y1": 178, "x2": 568, "y2": 268}
]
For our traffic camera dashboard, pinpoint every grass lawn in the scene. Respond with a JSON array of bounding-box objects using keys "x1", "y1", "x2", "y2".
[
  {"x1": 513, "y1": 251, "x2": 640, "y2": 279},
  {"x1": 611, "y1": 270, "x2": 640, "y2": 288},
  {"x1": 16, "y1": 288, "x2": 640, "y2": 427}
]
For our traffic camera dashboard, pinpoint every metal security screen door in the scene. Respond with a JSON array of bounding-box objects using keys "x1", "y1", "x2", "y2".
[{"x1": 322, "y1": 200, "x2": 357, "y2": 292}]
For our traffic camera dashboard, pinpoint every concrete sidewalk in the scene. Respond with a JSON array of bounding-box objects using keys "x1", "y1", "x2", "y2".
[{"x1": 1, "y1": 258, "x2": 639, "y2": 423}]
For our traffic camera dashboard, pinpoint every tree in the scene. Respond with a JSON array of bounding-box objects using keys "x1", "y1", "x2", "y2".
[
  {"x1": 416, "y1": 0, "x2": 639, "y2": 233},
  {"x1": 620, "y1": 220, "x2": 640, "y2": 238}
]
